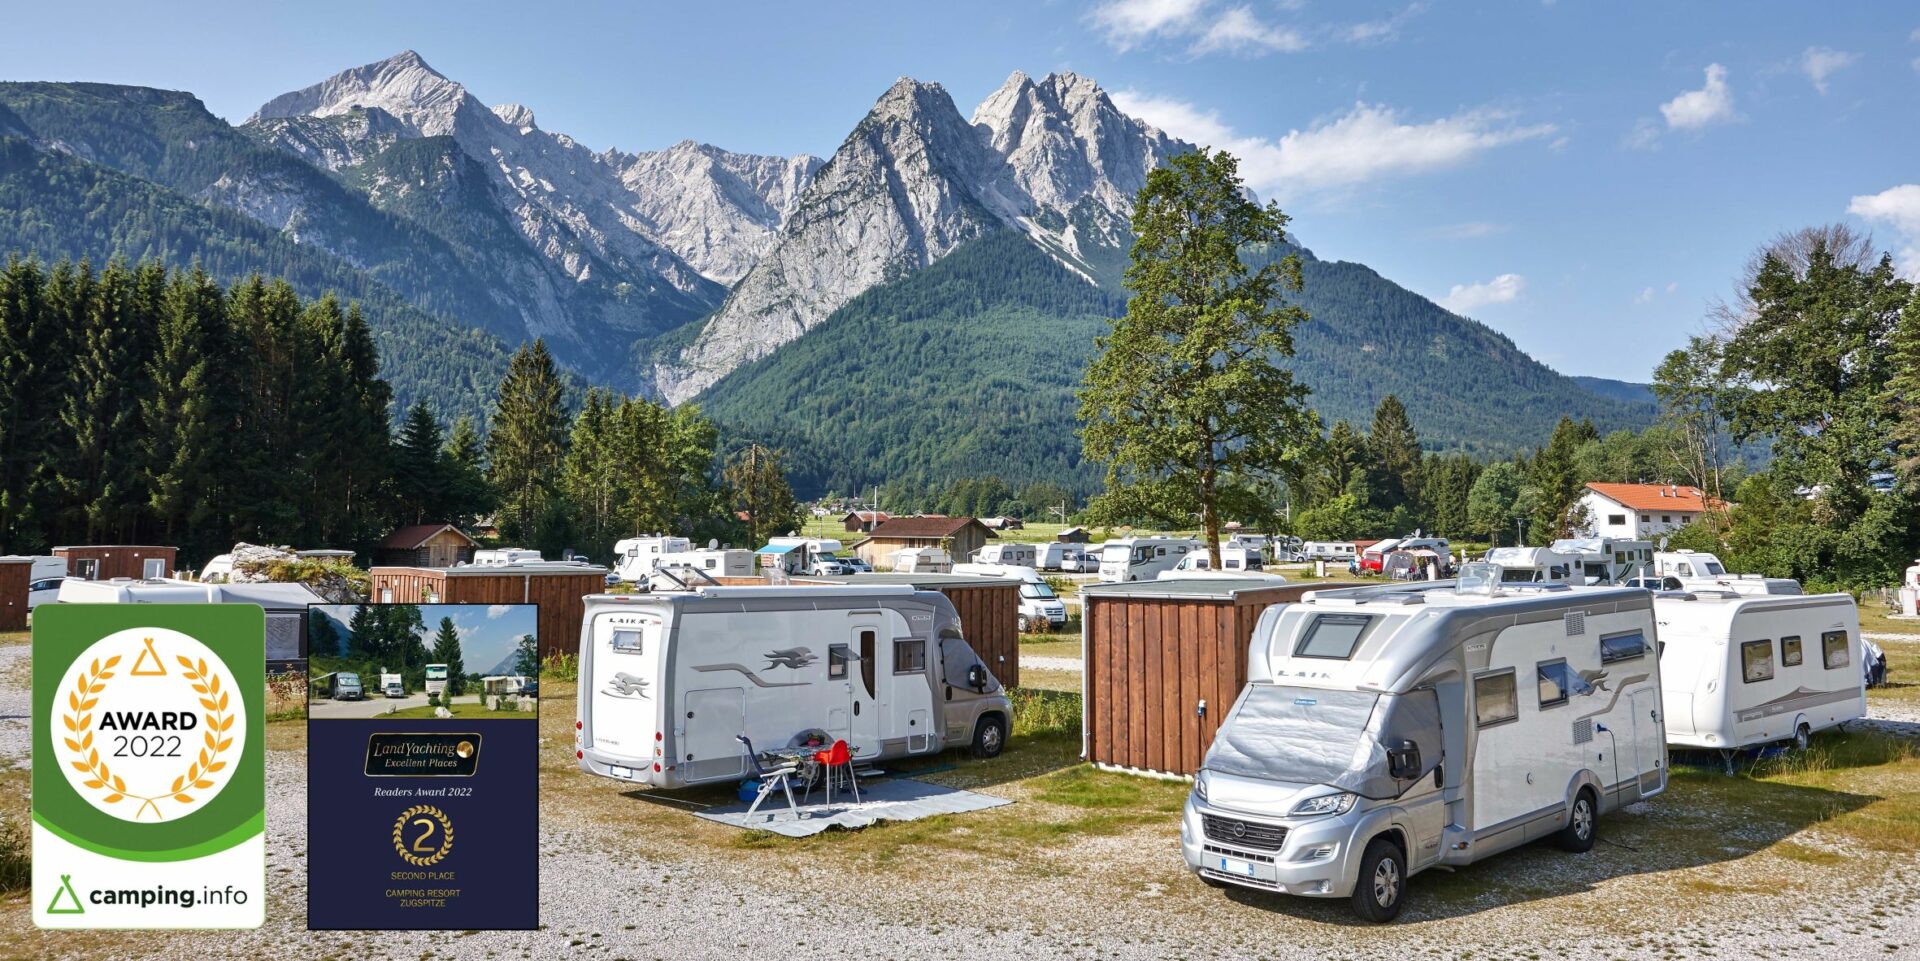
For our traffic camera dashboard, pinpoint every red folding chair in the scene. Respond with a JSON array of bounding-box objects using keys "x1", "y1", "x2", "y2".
[{"x1": 811, "y1": 739, "x2": 860, "y2": 806}]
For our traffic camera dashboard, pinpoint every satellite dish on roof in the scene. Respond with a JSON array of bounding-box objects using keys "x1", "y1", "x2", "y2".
[
  {"x1": 1658, "y1": 536, "x2": 1669, "y2": 550},
  {"x1": 708, "y1": 538, "x2": 719, "y2": 549}
]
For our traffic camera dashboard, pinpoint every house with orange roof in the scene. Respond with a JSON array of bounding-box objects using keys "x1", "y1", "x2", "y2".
[{"x1": 1578, "y1": 482, "x2": 1719, "y2": 541}]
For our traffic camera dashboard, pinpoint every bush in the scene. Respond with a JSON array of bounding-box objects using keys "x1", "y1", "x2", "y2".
[
  {"x1": 0, "y1": 818, "x2": 26, "y2": 894},
  {"x1": 1008, "y1": 686, "x2": 1081, "y2": 738},
  {"x1": 542, "y1": 652, "x2": 580, "y2": 683}
]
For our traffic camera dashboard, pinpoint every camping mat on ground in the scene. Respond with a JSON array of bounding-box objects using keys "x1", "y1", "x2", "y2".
[{"x1": 693, "y1": 777, "x2": 1012, "y2": 837}]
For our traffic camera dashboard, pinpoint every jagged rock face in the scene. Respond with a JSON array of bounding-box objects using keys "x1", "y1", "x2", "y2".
[
  {"x1": 247, "y1": 51, "x2": 817, "y2": 297},
  {"x1": 655, "y1": 78, "x2": 1026, "y2": 404},
  {"x1": 652, "y1": 71, "x2": 1192, "y2": 404}
]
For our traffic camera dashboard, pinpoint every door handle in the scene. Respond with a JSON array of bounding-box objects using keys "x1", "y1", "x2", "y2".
[{"x1": 854, "y1": 702, "x2": 861, "y2": 716}]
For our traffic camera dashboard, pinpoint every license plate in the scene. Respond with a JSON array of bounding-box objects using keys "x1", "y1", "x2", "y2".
[
  {"x1": 1217, "y1": 856, "x2": 1256, "y2": 877},
  {"x1": 609, "y1": 765, "x2": 634, "y2": 780}
]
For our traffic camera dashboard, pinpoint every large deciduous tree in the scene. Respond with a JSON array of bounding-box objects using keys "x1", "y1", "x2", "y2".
[{"x1": 1078, "y1": 149, "x2": 1319, "y2": 568}]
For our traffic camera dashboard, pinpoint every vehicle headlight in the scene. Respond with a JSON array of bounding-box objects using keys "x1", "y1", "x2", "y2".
[
  {"x1": 1193, "y1": 769, "x2": 1211, "y2": 801},
  {"x1": 1290, "y1": 792, "x2": 1357, "y2": 817}
]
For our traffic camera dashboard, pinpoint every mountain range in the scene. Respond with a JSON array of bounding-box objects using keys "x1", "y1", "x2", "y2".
[{"x1": 0, "y1": 51, "x2": 1657, "y2": 491}]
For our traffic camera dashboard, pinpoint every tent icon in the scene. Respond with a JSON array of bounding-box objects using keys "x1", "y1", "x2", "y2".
[{"x1": 45, "y1": 873, "x2": 84, "y2": 915}]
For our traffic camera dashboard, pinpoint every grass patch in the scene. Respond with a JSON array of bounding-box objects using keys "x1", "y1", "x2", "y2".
[
  {"x1": 1032, "y1": 765, "x2": 1187, "y2": 812},
  {"x1": 1008, "y1": 687, "x2": 1082, "y2": 738},
  {"x1": 0, "y1": 630, "x2": 27, "y2": 647},
  {"x1": 1015, "y1": 667, "x2": 1081, "y2": 693},
  {"x1": 0, "y1": 815, "x2": 26, "y2": 895}
]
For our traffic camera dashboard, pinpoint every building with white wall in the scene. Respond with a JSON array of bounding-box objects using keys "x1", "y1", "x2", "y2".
[{"x1": 1579, "y1": 483, "x2": 1716, "y2": 540}]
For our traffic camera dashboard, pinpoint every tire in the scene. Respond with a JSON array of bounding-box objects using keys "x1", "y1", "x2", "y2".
[
  {"x1": 1793, "y1": 723, "x2": 1812, "y2": 753},
  {"x1": 969, "y1": 714, "x2": 1007, "y2": 759},
  {"x1": 1349, "y1": 837, "x2": 1406, "y2": 923},
  {"x1": 1556, "y1": 788, "x2": 1598, "y2": 853}
]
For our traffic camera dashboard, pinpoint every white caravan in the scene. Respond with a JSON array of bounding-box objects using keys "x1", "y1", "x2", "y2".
[
  {"x1": 53, "y1": 577, "x2": 324, "y2": 669},
  {"x1": 1302, "y1": 542, "x2": 1358, "y2": 563},
  {"x1": 656, "y1": 548, "x2": 755, "y2": 578},
  {"x1": 889, "y1": 547, "x2": 952, "y2": 574},
  {"x1": 1652, "y1": 591, "x2": 1865, "y2": 763},
  {"x1": 1033, "y1": 542, "x2": 1077, "y2": 571},
  {"x1": 1652, "y1": 549, "x2": 1727, "y2": 579},
  {"x1": 1652, "y1": 550, "x2": 1800, "y2": 595},
  {"x1": 972, "y1": 543, "x2": 1037, "y2": 567},
  {"x1": 1171, "y1": 546, "x2": 1265, "y2": 573},
  {"x1": 575, "y1": 587, "x2": 1014, "y2": 789},
  {"x1": 1183, "y1": 573, "x2": 1666, "y2": 921},
  {"x1": 200, "y1": 553, "x2": 235, "y2": 583},
  {"x1": 954, "y1": 562, "x2": 1067, "y2": 628},
  {"x1": 17, "y1": 555, "x2": 65, "y2": 609},
  {"x1": 1483, "y1": 547, "x2": 1578, "y2": 585},
  {"x1": 474, "y1": 547, "x2": 544, "y2": 566},
  {"x1": 615, "y1": 536, "x2": 693, "y2": 582},
  {"x1": 1099, "y1": 537, "x2": 1200, "y2": 582},
  {"x1": 1550, "y1": 537, "x2": 1654, "y2": 584}
]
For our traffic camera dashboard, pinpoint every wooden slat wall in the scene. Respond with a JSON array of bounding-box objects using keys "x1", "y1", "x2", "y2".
[
  {"x1": 55, "y1": 546, "x2": 176, "y2": 580},
  {"x1": 937, "y1": 583, "x2": 1020, "y2": 688},
  {"x1": 368, "y1": 568, "x2": 607, "y2": 661},
  {"x1": 0, "y1": 562, "x2": 30, "y2": 631},
  {"x1": 1085, "y1": 582, "x2": 1330, "y2": 776}
]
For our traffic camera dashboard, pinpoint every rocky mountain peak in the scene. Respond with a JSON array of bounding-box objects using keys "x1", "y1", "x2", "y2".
[
  {"x1": 490, "y1": 102, "x2": 536, "y2": 130},
  {"x1": 249, "y1": 50, "x2": 475, "y2": 138}
]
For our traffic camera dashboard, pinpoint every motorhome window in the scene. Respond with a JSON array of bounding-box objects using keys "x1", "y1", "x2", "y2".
[
  {"x1": 1600, "y1": 630, "x2": 1648, "y2": 663},
  {"x1": 1781, "y1": 636, "x2": 1803, "y2": 667},
  {"x1": 828, "y1": 644, "x2": 849, "y2": 679},
  {"x1": 1294, "y1": 614, "x2": 1376, "y2": 660},
  {"x1": 1474, "y1": 670, "x2": 1519, "y2": 727},
  {"x1": 893, "y1": 639, "x2": 926, "y2": 674},
  {"x1": 1702, "y1": 560, "x2": 1725, "y2": 575},
  {"x1": 1536, "y1": 660, "x2": 1573, "y2": 708},
  {"x1": 1741, "y1": 639, "x2": 1774, "y2": 683},
  {"x1": 1155, "y1": 547, "x2": 1167, "y2": 557},
  {"x1": 1822, "y1": 631, "x2": 1850, "y2": 670},
  {"x1": 609, "y1": 628, "x2": 644, "y2": 653},
  {"x1": 859, "y1": 630, "x2": 876, "y2": 697},
  {"x1": 1677, "y1": 563, "x2": 1694, "y2": 576}
]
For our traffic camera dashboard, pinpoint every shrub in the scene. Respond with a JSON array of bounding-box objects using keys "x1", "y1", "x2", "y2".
[
  {"x1": 542, "y1": 652, "x2": 580, "y2": 683},
  {"x1": 0, "y1": 818, "x2": 26, "y2": 894},
  {"x1": 1008, "y1": 686, "x2": 1081, "y2": 738}
]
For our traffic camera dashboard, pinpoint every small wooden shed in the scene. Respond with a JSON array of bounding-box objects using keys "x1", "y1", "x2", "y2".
[
  {"x1": 377, "y1": 523, "x2": 479, "y2": 568},
  {"x1": 1081, "y1": 579, "x2": 1332, "y2": 777},
  {"x1": 368, "y1": 562, "x2": 610, "y2": 661},
  {"x1": 53, "y1": 545, "x2": 176, "y2": 581},
  {"x1": 832, "y1": 573, "x2": 1024, "y2": 687},
  {"x1": 0, "y1": 557, "x2": 33, "y2": 630}
]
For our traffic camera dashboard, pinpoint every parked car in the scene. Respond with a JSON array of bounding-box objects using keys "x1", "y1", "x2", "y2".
[
  {"x1": 808, "y1": 555, "x2": 852, "y2": 576},
  {"x1": 1623, "y1": 575, "x2": 1683, "y2": 591},
  {"x1": 842, "y1": 556, "x2": 874, "y2": 574}
]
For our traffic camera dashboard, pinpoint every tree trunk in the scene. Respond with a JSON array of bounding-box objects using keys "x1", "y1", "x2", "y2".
[{"x1": 1200, "y1": 432, "x2": 1221, "y2": 570}]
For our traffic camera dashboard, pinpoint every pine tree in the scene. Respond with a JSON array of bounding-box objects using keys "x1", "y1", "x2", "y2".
[
  {"x1": 560, "y1": 389, "x2": 621, "y2": 554},
  {"x1": 56, "y1": 261, "x2": 145, "y2": 542},
  {"x1": 1529, "y1": 417, "x2": 1598, "y2": 539},
  {"x1": 142, "y1": 267, "x2": 222, "y2": 548},
  {"x1": 442, "y1": 415, "x2": 493, "y2": 530},
  {"x1": 394, "y1": 400, "x2": 449, "y2": 525},
  {"x1": 430, "y1": 616, "x2": 466, "y2": 696},
  {"x1": 0, "y1": 257, "x2": 74, "y2": 550},
  {"x1": 725, "y1": 443, "x2": 800, "y2": 548},
  {"x1": 512, "y1": 634, "x2": 539, "y2": 678},
  {"x1": 1367, "y1": 395, "x2": 1422, "y2": 514},
  {"x1": 487, "y1": 340, "x2": 568, "y2": 543}
]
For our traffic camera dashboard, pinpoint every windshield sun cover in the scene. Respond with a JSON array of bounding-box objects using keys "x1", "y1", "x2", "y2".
[{"x1": 1204, "y1": 685, "x2": 1443, "y2": 800}]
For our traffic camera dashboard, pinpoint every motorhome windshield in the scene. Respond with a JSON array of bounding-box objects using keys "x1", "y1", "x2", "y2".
[
  {"x1": 1020, "y1": 583, "x2": 1056, "y2": 600},
  {"x1": 1700, "y1": 560, "x2": 1726, "y2": 575},
  {"x1": 1205, "y1": 685, "x2": 1442, "y2": 799},
  {"x1": 339, "y1": 673, "x2": 360, "y2": 684}
]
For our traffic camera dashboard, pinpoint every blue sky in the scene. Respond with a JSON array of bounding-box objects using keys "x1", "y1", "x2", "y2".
[
  {"x1": 3, "y1": 1, "x2": 1915, "y2": 381},
  {"x1": 316, "y1": 604, "x2": 536, "y2": 674}
]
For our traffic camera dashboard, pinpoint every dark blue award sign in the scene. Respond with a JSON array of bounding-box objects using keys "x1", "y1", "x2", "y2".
[{"x1": 304, "y1": 604, "x2": 539, "y2": 930}]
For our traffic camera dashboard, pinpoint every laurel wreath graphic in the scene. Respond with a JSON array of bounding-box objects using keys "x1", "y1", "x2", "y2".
[
  {"x1": 60, "y1": 646, "x2": 235, "y2": 820},
  {"x1": 391, "y1": 804, "x2": 455, "y2": 867}
]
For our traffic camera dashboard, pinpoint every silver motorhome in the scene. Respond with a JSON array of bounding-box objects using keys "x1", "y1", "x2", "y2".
[
  {"x1": 576, "y1": 586, "x2": 1012, "y2": 790},
  {"x1": 1182, "y1": 573, "x2": 1667, "y2": 920}
]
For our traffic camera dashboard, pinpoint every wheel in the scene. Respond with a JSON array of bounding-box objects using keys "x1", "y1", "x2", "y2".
[
  {"x1": 1793, "y1": 723, "x2": 1811, "y2": 753},
  {"x1": 1556, "y1": 788, "x2": 1598, "y2": 853},
  {"x1": 969, "y1": 714, "x2": 1007, "y2": 759},
  {"x1": 1349, "y1": 837, "x2": 1406, "y2": 923}
]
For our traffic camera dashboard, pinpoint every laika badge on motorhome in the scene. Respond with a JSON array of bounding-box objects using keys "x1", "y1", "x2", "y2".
[
  {"x1": 1182, "y1": 568, "x2": 1667, "y2": 921},
  {"x1": 1652, "y1": 591, "x2": 1865, "y2": 766},
  {"x1": 576, "y1": 586, "x2": 1013, "y2": 790}
]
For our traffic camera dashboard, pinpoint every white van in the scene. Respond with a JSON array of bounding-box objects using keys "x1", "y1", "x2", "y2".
[
  {"x1": 614, "y1": 536, "x2": 692, "y2": 582},
  {"x1": 474, "y1": 547, "x2": 544, "y2": 566},
  {"x1": 1653, "y1": 591, "x2": 1865, "y2": 764},
  {"x1": 1099, "y1": 537, "x2": 1200, "y2": 583},
  {"x1": 575, "y1": 587, "x2": 1013, "y2": 789},
  {"x1": 1184, "y1": 572, "x2": 1666, "y2": 921},
  {"x1": 1171, "y1": 546, "x2": 1264, "y2": 573},
  {"x1": 1302, "y1": 542, "x2": 1358, "y2": 562},
  {"x1": 1483, "y1": 547, "x2": 1577, "y2": 585},
  {"x1": 954, "y1": 562, "x2": 1067, "y2": 628},
  {"x1": 20, "y1": 556, "x2": 66, "y2": 609},
  {"x1": 973, "y1": 543, "x2": 1037, "y2": 568}
]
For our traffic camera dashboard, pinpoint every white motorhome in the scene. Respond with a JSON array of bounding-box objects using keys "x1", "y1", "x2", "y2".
[
  {"x1": 1651, "y1": 550, "x2": 1800, "y2": 595},
  {"x1": 1172, "y1": 546, "x2": 1265, "y2": 573},
  {"x1": 200, "y1": 553, "x2": 235, "y2": 583},
  {"x1": 474, "y1": 547, "x2": 544, "y2": 567},
  {"x1": 889, "y1": 547, "x2": 953, "y2": 574},
  {"x1": 17, "y1": 555, "x2": 65, "y2": 609},
  {"x1": 972, "y1": 542, "x2": 1037, "y2": 567},
  {"x1": 614, "y1": 536, "x2": 693, "y2": 582},
  {"x1": 1183, "y1": 572, "x2": 1667, "y2": 921},
  {"x1": 1099, "y1": 537, "x2": 1200, "y2": 582},
  {"x1": 1483, "y1": 547, "x2": 1577, "y2": 585},
  {"x1": 1652, "y1": 549, "x2": 1726, "y2": 579},
  {"x1": 657, "y1": 548, "x2": 755, "y2": 578},
  {"x1": 954, "y1": 562, "x2": 1067, "y2": 628},
  {"x1": 1033, "y1": 542, "x2": 1075, "y2": 572},
  {"x1": 381, "y1": 673, "x2": 404, "y2": 698},
  {"x1": 1302, "y1": 542, "x2": 1358, "y2": 562},
  {"x1": 575, "y1": 587, "x2": 1013, "y2": 789},
  {"x1": 54, "y1": 577, "x2": 322, "y2": 669},
  {"x1": 1549, "y1": 537, "x2": 1653, "y2": 585},
  {"x1": 1653, "y1": 591, "x2": 1865, "y2": 763}
]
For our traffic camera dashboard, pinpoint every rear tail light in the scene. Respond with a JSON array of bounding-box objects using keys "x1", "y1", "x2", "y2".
[
  {"x1": 576, "y1": 721, "x2": 583, "y2": 730},
  {"x1": 652, "y1": 762, "x2": 661, "y2": 772},
  {"x1": 575, "y1": 750, "x2": 584, "y2": 759}
]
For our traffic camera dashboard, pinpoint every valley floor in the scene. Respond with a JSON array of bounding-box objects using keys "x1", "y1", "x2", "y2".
[{"x1": 0, "y1": 629, "x2": 1917, "y2": 960}]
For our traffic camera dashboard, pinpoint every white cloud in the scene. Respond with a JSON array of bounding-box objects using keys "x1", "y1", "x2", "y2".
[
  {"x1": 1113, "y1": 92, "x2": 1556, "y2": 196},
  {"x1": 1438, "y1": 273, "x2": 1525, "y2": 313},
  {"x1": 1192, "y1": 6, "x2": 1308, "y2": 55},
  {"x1": 1344, "y1": 2, "x2": 1426, "y2": 44},
  {"x1": 1634, "y1": 286, "x2": 1655, "y2": 305},
  {"x1": 1088, "y1": 0, "x2": 1209, "y2": 51},
  {"x1": 1848, "y1": 183, "x2": 1920, "y2": 275},
  {"x1": 486, "y1": 604, "x2": 514, "y2": 619},
  {"x1": 1430, "y1": 221, "x2": 1507, "y2": 239},
  {"x1": 1623, "y1": 117, "x2": 1663, "y2": 150},
  {"x1": 1801, "y1": 46, "x2": 1859, "y2": 94},
  {"x1": 1661, "y1": 63, "x2": 1736, "y2": 129}
]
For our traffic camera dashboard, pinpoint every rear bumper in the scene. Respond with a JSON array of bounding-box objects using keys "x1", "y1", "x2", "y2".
[{"x1": 579, "y1": 749, "x2": 671, "y2": 788}]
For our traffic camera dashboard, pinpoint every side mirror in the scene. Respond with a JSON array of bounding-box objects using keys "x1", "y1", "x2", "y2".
[
  {"x1": 1388, "y1": 739, "x2": 1422, "y2": 781},
  {"x1": 967, "y1": 663, "x2": 988, "y2": 691}
]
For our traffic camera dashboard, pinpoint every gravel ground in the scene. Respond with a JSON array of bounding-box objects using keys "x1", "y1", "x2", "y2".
[
  {"x1": 3, "y1": 648, "x2": 1919, "y2": 960},
  {"x1": 0, "y1": 643, "x2": 29, "y2": 771},
  {"x1": 1020, "y1": 655, "x2": 1083, "y2": 672}
]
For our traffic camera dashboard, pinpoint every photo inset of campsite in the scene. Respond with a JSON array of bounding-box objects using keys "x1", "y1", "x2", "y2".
[{"x1": 306, "y1": 604, "x2": 539, "y2": 720}]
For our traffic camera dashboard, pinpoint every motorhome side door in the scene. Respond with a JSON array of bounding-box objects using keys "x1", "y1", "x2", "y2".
[
  {"x1": 1628, "y1": 689, "x2": 1667, "y2": 797},
  {"x1": 845, "y1": 614, "x2": 884, "y2": 759}
]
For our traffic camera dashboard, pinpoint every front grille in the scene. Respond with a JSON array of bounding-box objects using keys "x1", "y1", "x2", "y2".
[
  {"x1": 1203, "y1": 844, "x2": 1274, "y2": 863},
  {"x1": 1202, "y1": 814, "x2": 1289, "y2": 851},
  {"x1": 1200, "y1": 868, "x2": 1281, "y2": 890}
]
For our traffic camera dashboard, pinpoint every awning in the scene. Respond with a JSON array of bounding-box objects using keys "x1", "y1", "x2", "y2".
[{"x1": 754, "y1": 543, "x2": 803, "y2": 555}]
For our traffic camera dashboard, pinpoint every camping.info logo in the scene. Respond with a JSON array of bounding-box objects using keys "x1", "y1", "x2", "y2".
[{"x1": 33, "y1": 608, "x2": 265, "y2": 929}]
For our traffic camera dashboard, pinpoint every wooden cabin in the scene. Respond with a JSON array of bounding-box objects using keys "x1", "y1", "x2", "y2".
[
  {"x1": 52, "y1": 545, "x2": 176, "y2": 581},
  {"x1": 368, "y1": 561, "x2": 610, "y2": 661}
]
